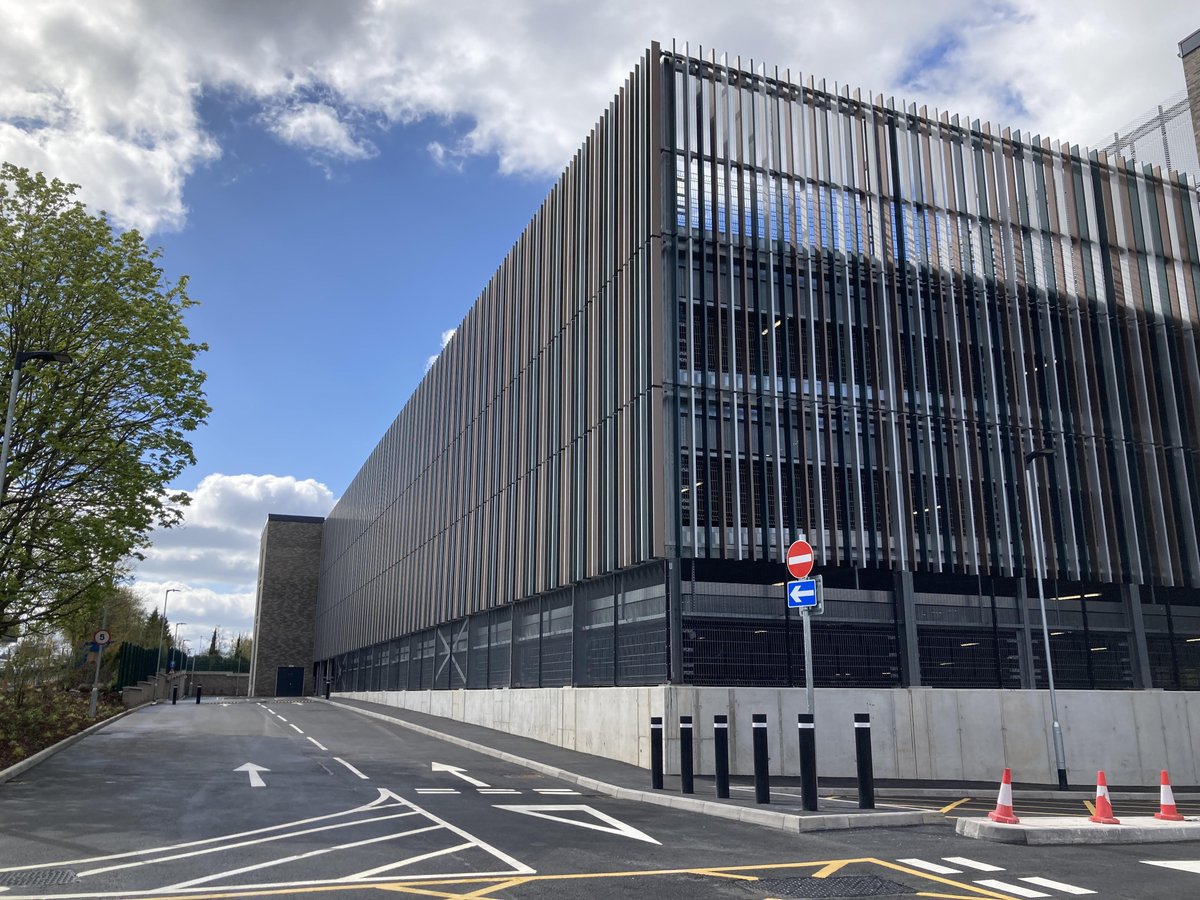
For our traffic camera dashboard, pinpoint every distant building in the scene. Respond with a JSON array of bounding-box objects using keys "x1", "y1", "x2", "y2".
[
  {"x1": 1183, "y1": 26, "x2": 1200, "y2": 164},
  {"x1": 288, "y1": 44, "x2": 1200, "y2": 701}
]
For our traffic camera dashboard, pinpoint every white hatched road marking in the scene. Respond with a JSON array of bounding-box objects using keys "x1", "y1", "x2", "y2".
[
  {"x1": 0, "y1": 788, "x2": 535, "y2": 896},
  {"x1": 333, "y1": 757, "x2": 370, "y2": 780},
  {"x1": 1019, "y1": 876, "x2": 1096, "y2": 895},
  {"x1": 535, "y1": 789, "x2": 580, "y2": 795},
  {"x1": 477, "y1": 788, "x2": 521, "y2": 794},
  {"x1": 307, "y1": 736, "x2": 328, "y2": 751},
  {"x1": 289, "y1": 724, "x2": 304, "y2": 734},
  {"x1": 898, "y1": 858, "x2": 961, "y2": 875},
  {"x1": 975, "y1": 880, "x2": 1049, "y2": 898},
  {"x1": 415, "y1": 788, "x2": 460, "y2": 794},
  {"x1": 1142, "y1": 860, "x2": 1200, "y2": 874},
  {"x1": 945, "y1": 856, "x2": 1004, "y2": 872}
]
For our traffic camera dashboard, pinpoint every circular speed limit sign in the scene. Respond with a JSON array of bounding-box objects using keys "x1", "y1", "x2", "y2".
[{"x1": 93, "y1": 630, "x2": 111, "y2": 646}]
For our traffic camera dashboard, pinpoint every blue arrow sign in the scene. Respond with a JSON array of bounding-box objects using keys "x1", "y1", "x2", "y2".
[{"x1": 787, "y1": 579, "x2": 818, "y2": 609}]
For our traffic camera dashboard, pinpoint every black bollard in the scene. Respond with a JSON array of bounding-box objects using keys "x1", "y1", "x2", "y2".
[
  {"x1": 854, "y1": 712, "x2": 875, "y2": 809},
  {"x1": 797, "y1": 712, "x2": 818, "y2": 811},
  {"x1": 196, "y1": 685, "x2": 203, "y2": 704},
  {"x1": 650, "y1": 716, "x2": 664, "y2": 790},
  {"x1": 714, "y1": 714, "x2": 730, "y2": 799},
  {"x1": 679, "y1": 716, "x2": 694, "y2": 794},
  {"x1": 752, "y1": 713, "x2": 770, "y2": 804},
  {"x1": 324, "y1": 678, "x2": 331, "y2": 700},
  {"x1": 171, "y1": 686, "x2": 178, "y2": 705}
]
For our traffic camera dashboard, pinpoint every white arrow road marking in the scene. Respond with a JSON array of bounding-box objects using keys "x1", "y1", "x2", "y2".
[
  {"x1": 1142, "y1": 860, "x2": 1200, "y2": 874},
  {"x1": 494, "y1": 805, "x2": 660, "y2": 845},
  {"x1": 432, "y1": 761, "x2": 490, "y2": 787},
  {"x1": 235, "y1": 762, "x2": 269, "y2": 787}
]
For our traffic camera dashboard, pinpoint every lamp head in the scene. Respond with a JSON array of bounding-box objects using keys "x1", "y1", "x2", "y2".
[{"x1": 15, "y1": 350, "x2": 73, "y2": 368}]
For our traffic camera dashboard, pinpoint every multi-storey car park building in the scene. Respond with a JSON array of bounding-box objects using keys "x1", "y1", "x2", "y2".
[{"x1": 256, "y1": 43, "x2": 1200, "y2": 782}]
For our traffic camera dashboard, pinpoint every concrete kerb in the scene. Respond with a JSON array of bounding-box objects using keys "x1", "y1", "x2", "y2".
[
  {"x1": 323, "y1": 699, "x2": 944, "y2": 834},
  {"x1": 0, "y1": 705, "x2": 141, "y2": 785},
  {"x1": 957, "y1": 816, "x2": 1200, "y2": 845}
]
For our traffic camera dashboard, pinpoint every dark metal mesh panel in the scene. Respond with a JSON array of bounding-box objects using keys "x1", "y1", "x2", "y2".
[
  {"x1": 802, "y1": 623, "x2": 901, "y2": 688},
  {"x1": 917, "y1": 628, "x2": 1021, "y2": 688},
  {"x1": 448, "y1": 622, "x2": 468, "y2": 689},
  {"x1": 488, "y1": 609, "x2": 511, "y2": 687},
  {"x1": 575, "y1": 589, "x2": 615, "y2": 686},
  {"x1": 616, "y1": 588, "x2": 666, "y2": 684},
  {"x1": 541, "y1": 592, "x2": 573, "y2": 687},
  {"x1": 394, "y1": 639, "x2": 408, "y2": 690},
  {"x1": 684, "y1": 619, "x2": 788, "y2": 686},
  {"x1": 513, "y1": 600, "x2": 541, "y2": 687},
  {"x1": 468, "y1": 616, "x2": 489, "y2": 688},
  {"x1": 1031, "y1": 630, "x2": 1134, "y2": 689}
]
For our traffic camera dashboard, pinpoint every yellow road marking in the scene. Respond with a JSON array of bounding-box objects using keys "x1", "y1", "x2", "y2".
[
  {"x1": 918, "y1": 894, "x2": 1005, "y2": 899},
  {"x1": 1083, "y1": 799, "x2": 1096, "y2": 816},
  {"x1": 812, "y1": 860, "x2": 850, "y2": 878},
  {"x1": 939, "y1": 798, "x2": 972, "y2": 814},
  {"x1": 448, "y1": 878, "x2": 532, "y2": 898},
  {"x1": 690, "y1": 869, "x2": 759, "y2": 881}
]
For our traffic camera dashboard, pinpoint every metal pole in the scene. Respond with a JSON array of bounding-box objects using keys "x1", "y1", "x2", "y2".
[
  {"x1": 854, "y1": 713, "x2": 875, "y2": 809},
  {"x1": 752, "y1": 713, "x2": 770, "y2": 804},
  {"x1": 0, "y1": 365, "x2": 24, "y2": 506},
  {"x1": 153, "y1": 588, "x2": 178, "y2": 697},
  {"x1": 713, "y1": 714, "x2": 730, "y2": 798},
  {"x1": 797, "y1": 712, "x2": 817, "y2": 811},
  {"x1": 679, "y1": 715, "x2": 694, "y2": 794},
  {"x1": 1027, "y1": 453, "x2": 1069, "y2": 790},
  {"x1": 802, "y1": 607, "x2": 815, "y2": 716},
  {"x1": 650, "y1": 716, "x2": 664, "y2": 790},
  {"x1": 88, "y1": 608, "x2": 108, "y2": 717}
]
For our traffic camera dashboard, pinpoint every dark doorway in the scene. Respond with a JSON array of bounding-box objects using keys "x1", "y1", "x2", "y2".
[{"x1": 276, "y1": 666, "x2": 304, "y2": 697}]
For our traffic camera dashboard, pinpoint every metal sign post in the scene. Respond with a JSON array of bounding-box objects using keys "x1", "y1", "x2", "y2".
[
  {"x1": 804, "y1": 580, "x2": 817, "y2": 715},
  {"x1": 88, "y1": 624, "x2": 110, "y2": 718}
]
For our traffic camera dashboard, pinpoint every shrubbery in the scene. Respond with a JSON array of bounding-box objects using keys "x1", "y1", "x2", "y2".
[{"x1": 0, "y1": 689, "x2": 122, "y2": 770}]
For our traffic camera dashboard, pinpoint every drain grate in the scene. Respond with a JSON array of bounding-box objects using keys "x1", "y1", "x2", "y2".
[
  {"x1": 753, "y1": 875, "x2": 914, "y2": 898},
  {"x1": 0, "y1": 869, "x2": 80, "y2": 887}
]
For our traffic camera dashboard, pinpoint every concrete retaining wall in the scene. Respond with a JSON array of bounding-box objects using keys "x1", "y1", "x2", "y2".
[{"x1": 342, "y1": 686, "x2": 1200, "y2": 788}]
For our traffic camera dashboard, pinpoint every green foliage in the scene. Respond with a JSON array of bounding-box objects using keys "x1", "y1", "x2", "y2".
[
  {"x1": 0, "y1": 163, "x2": 210, "y2": 633},
  {"x1": 0, "y1": 688, "x2": 123, "y2": 769}
]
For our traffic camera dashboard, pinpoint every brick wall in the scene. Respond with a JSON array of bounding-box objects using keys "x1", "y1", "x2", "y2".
[{"x1": 248, "y1": 515, "x2": 323, "y2": 697}]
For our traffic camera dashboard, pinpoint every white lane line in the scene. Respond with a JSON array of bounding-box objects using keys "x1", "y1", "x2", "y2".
[
  {"x1": 77, "y1": 811, "x2": 419, "y2": 876},
  {"x1": 1019, "y1": 876, "x2": 1096, "y2": 895},
  {"x1": 477, "y1": 788, "x2": 521, "y2": 794},
  {"x1": 345, "y1": 841, "x2": 474, "y2": 879},
  {"x1": 534, "y1": 789, "x2": 580, "y2": 795},
  {"x1": 415, "y1": 788, "x2": 460, "y2": 794},
  {"x1": 0, "y1": 788, "x2": 404, "y2": 872},
  {"x1": 276, "y1": 715, "x2": 288, "y2": 723},
  {"x1": 162, "y1": 825, "x2": 443, "y2": 890},
  {"x1": 333, "y1": 757, "x2": 369, "y2": 780},
  {"x1": 289, "y1": 723, "x2": 304, "y2": 734},
  {"x1": 898, "y1": 858, "x2": 961, "y2": 875},
  {"x1": 974, "y1": 880, "x2": 1049, "y2": 898},
  {"x1": 307, "y1": 736, "x2": 328, "y2": 751},
  {"x1": 945, "y1": 857, "x2": 1005, "y2": 872},
  {"x1": 265, "y1": 709, "x2": 276, "y2": 716}
]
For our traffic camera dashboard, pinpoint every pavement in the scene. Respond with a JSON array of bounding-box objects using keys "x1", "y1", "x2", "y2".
[
  {"x1": 326, "y1": 695, "x2": 1200, "y2": 846},
  {"x1": 325, "y1": 696, "x2": 945, "y2": 833}
]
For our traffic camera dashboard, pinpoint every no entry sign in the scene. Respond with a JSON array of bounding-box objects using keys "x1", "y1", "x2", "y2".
[{"x1": 786, "y1": 539, "x2": 815, "y2": 579}]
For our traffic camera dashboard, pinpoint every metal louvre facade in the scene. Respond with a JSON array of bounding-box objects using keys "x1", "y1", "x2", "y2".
[{"x1": 313, "y1": 45, "x2": 1200, "y2": 693}]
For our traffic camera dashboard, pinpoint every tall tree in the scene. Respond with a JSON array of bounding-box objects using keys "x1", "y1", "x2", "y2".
[
  {"x1": 208, "y1": 627, "x2": 219, "y2": 657},
  {"x1": 0, "y1": 164, "x2": 209, "y2": 633}
]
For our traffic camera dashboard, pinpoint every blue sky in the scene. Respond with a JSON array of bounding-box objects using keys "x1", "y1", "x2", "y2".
[{"x1": 1, "y1": 0, "x2": 1196, "y2": 652}]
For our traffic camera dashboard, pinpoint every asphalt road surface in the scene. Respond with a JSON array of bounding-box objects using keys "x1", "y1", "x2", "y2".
[{"x1": 1, "y1": 698, "x2": 1198, "y2": 899}]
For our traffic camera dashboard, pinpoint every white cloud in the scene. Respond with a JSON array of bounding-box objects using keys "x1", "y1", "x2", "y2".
[
  {"x1": 264, "y1": 101, "x2": 376, "y2": 161},
  {"x1": 425, "y1": 327, "x2": 457, "y2": 371},
  {"x1": 133, "y1": 473, "x2": 336, "y2": 649},
  {"x1": 1, "y1": 0, "x2": 1195, "y2": 233}
]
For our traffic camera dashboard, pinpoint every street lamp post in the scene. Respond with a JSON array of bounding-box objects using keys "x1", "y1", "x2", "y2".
[
  {"x1": 1025, "y1": 446, "x2": 1069, "y2": 790},
  {"x1": 0, "y1": 351, "x2": 73, "y2": 505},
  {"x1": 154, "y1": 588, "x2": 179, "y2": 698},
  {"x1": 172, "y1": 622, "x2": 187, "y2": 673}
]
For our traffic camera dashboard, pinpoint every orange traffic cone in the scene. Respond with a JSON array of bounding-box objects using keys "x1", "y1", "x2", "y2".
[
  {"x1": 1089, "y1": 771, "x2": 1120, "y2": 825},
  {"x1": 1155, "y1": 770, "x2": 1185, "y2": 821},
  {"x1": 988, "y1": 767, "x2": 1020, "y2": 824}
]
